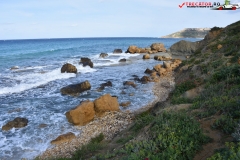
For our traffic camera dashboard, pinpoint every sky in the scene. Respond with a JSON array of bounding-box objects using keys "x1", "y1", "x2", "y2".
[{"x1": 0, "y1": 0, "x2": 239, "y2": 39}]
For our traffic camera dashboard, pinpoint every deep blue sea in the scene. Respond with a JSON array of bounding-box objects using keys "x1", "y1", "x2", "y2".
[{"x1": 0, "y1": 37, "x2": 199, "y2": 159}]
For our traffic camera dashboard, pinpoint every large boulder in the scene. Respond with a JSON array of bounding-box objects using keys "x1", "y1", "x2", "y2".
[
  {"x1": 170, "y1": 40, "x2": 198, "y2": 55},
  {"x1": 60, "y1": 80, "x2": 91, "y2": 96},
  {"x1": 143, "y1": 54, "x2": 150, "y2": 59},
  {"x1": 2, "y1": 117, "x2": 28, "y2": 131},
  {"x1": 99, "y1": 53, "x2": 108, "y2": 58},
  {"x1": 150, "y1": 43, "x2": 166, "y2": 52},
  {"x1": 113, "y1": 49, "x2": 122, "y2": 53},
  {"x1": 80, "y1": 57, "x2": 93, "y2": 68},
  {"x1": 61, "y1": 63, "x2": 77, "y2": 74},
  {"x1": 51, "y1": 132, "x2": 76, "y2": 145},
  {"x1": 94, "y1": 94, "x2": 120, "y2": 117},
  {"x1": 66, "y1": 101, "x2": 95, "y2": 125},
  {"x1": 127, "y1": 45, "x2": 138, "y2": 53}
]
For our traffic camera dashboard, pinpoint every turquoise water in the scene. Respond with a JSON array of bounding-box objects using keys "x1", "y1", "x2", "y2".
[{"x1": 0, "y1": 37, "x2": 199, "y2": 159}]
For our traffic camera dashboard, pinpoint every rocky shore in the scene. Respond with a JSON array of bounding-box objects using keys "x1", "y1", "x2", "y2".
[{"x1": 37, "y1": 70, "x2": 175, "y2": 159}]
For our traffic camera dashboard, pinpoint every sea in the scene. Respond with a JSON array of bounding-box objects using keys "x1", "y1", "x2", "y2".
[{"x1": 0, "y1": 37, "x2": 199, "y2": 160}]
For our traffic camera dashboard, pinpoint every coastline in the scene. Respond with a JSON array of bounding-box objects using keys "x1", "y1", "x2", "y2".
[{"x1": 36, "y1": 55, "x2": 176, "y2": 159}]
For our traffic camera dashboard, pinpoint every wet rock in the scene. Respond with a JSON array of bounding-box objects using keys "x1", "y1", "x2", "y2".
[
  {"x1": 150, "y1": 43, "x2": 166, "y2": 52},
  {"x1": 143, "y1": 54, "x2": 150, "y2": 59},
  {"x1": 153, "y1": 64, "x2": 162, "y2": 72},
  {"x1": 94, "y1": 94, "x2": 120, "y2": 117},
  {"x1": 60, "y1": 80, "x2": 91, "y2": 96},
  {"x1": 144, "y1": 68, "x2": 154, "y2": 74},
  {"x1": 123, "y1": 81, "x2": 137, "y2": 88},
  {"x1": 66, "y1": 101, "x2": 95, "y2": 125},
  {"x1": 2, "y1": 117, "x2": 28, "y2": 131},
  {"x1": 51, "y1": 132, "x2": 76, "y2": 145},
  {"x1": 61, "y1": 63, "x2": 77, "y2": 74},
  {"x1": 101, "y1": 81, "x2": 112, "y2": 87},
  {"x1": 99, "y1": 53, "x2": 108, "y2": 58},
  {"x1": 10, "y1": 66, "x2": 19, "y2": 70},
  {"x1": 39, "y1": 124, "x2": 48, "y2": 128},
  {"x1": 120, "y1": 101, "x2": 131, "y2": 107},
  {"x1": 140, "y1": 76, "x2": 150, "y2": 84},
  {"x1": 113, "y1": 49, "x2": 122, "y2": 53},
  {"x1": 119, "y1": 58, "x2": 127, "y2": 62},
  {"x1": 80, "y1": 57, "x2": 93, "y2": 68},
  {"x1": 126, "y1": 45, "x2": 138, "y2": 53}
]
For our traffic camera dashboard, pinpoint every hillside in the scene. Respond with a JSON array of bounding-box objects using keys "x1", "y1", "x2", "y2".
[
  {"x1": 49, "y1": 21, "x2": 240, "y2": 160},
  {"x1": 161, "y1": 28, "x2": 210, "y2": 38}
]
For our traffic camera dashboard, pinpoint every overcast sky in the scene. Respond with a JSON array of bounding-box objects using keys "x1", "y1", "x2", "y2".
[{"x1": 0, "y1": 0, "x2": 239, "y2": 39}]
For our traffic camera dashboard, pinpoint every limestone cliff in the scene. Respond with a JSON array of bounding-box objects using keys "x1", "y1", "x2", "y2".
[{"x1": 161, "y1": 28, "x2": 210, "y2": 38}]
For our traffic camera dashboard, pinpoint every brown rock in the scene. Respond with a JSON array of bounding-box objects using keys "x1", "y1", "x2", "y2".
[
  {"x1": 127, "y1": 45, "x2": 138, "y2": 53},
  {"x1": 153, "y1": 64, "x2": 162, "y2": 72},
  {"x1": 148, "y1": 50, "x2": 153, "y2": 54},
  {"x1": 99, "y1": 53, "x2": 108, "y2": 58},
  {"x1": 51, "y1": 132, "x2": 76, "y2": 145},
  {"x1": 120, "y1": 101, "x2": 131, "y2": 107},
  {"x1": 123, "y1": 81, "x2": 137, "y2": 88},
  {"x1": 163, "y1": 61, "x2": 171, "y2": 68},
  {"x1": 136, "y1": 48, "x2": 141, "y2": 53},
  {"x1": 61, "y1": 63, "x2": 77, "y2": 74},
  {"x1": 80, "y1": 57, "x2": 94, "y2": 68},
  {"x1": 159, "y1": 68, "x2": 167, "y2": 76},
  {"x1": 2, "y1": 117, "x2": 28, "y2": 131},
  {"x1": 113, "y1": 49, "x2": 122, "y2": 53},
  {"x1": 150, "y1": 43, "x2": 166, "y2": 52},
  {"x1": 143, "y1": 54, "x2": 150, "y2": 59},
  {"x1": 66, "y1": 101, "x2": 95, "y2": 125},
  {"x1": 140, "y1": 48, "x2": 147, "y2": 53},
  {"x1": 94, "y1": 94, "x2": 120, "y2": 117},
  {"x1": 144, "y1": 68, "x2": 154, "y2": 74},
  {"x1": 141, "y1": 76, "x2": 150, "y2": 84},
  {"x1": 60, "y1": 80, "x2": 91, "y2": 96},
  {"x1": 39, "y1": 124, "x2": 47, "y2": 128},
  {"x1": 119, "y1": 58, "x2": 127, "y2": 62}
]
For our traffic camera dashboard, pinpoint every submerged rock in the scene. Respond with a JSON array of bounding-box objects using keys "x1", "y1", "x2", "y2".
[
  {"x1": 2, "y1": 117, "x2": 28, "y2": 131},
  {"x1": 51, "y1": 132, "x2": 76, "y2": 145},
  {"x1": 97, "y1": 81, "x2": 112, "y2": 91},
  {"x1": 120, "y1": 101, "x2": 131, "y2": 107},
  {"x1": 66, "y1": 101, "x2": 95, "y2": 125},
  {"x1": 61, "y1": 63, "x2": 77, "y2": 74},
  {"x1": 60, "y1": 80, "x2": 91, "y2": 96},
  {"x1": 123, "y1": 81, "x2": 137, "y2": 88},
  {"x1": 141, "y1": 76, "x2": 150, "y2": 84},
  {"x1": 113, "y1": 49, "x2": 122, "y2": 53},
  {"x1": 94, "y1": 94, "x2": 120, "y2": 117},
  {"x1": 99, "y1": 53, "x2": 108, "y2": 58},
  {"x1": 10, "y1": 66, "x2": 19, "y2": 70},
  {"x1": 80, "y1": 57, "x2": 93, "y2": 68},
  {"x1": 119, "y1": 58, "x2": 127, "y2": 62}
]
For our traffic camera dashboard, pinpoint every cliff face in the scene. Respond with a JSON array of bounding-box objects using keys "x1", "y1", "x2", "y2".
[{"x1": 161, "y1": 28, "x2": 210, "y2": 38}]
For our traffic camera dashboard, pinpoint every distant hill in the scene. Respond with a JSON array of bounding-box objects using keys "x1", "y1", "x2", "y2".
[{"x1": 161, "y1": 28, "x2": 210, "y2": 38}]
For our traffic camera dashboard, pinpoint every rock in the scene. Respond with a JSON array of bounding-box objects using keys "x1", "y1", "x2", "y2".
[
  {"x1": 121, "y1": 90, "x2": 127, "y2": 94},
  {"x1": 141, "y1": 76, "x2": 150, "y2": 84},
  {"x1": 80, "y1": 57, "x2": 93, "y2": 68},
  {"x1": 140, "y1": 48, "x2": 147, "y2": 53},
  {"x1": 238, "y1": 58, "x2": 240, "y2": 65},
  {"x1": 129, "y1": 93, "x2": 134, "y2": 96},
  {"x1": 135, "y1": 48, "x2": 141, "y2": 53},
  {"x1": 186, "y1": 55, "x2": 190, "y2": 59},
  {"x1": 99, "y1": 53, "x2": 108, "y2": 58},
  {"x1": 123, "y1": 81, "x2": 137, "y2": 88},
  {"x1": 151, "y1": 101, "x2": 169, "y2": 116},
  {"x1": 60, "y1": 80, "x2": 91, "y2": 96},
  {"x1": 144, "y1": 68, "x2": 154, "y2": 74},
  {"x1": 163, "y1": 61, "x2": 171, "y2": 68},
  {"x1": 143, "y1": 54, "x2": 150, "y2": 59},
  {"x1": 94, "y1": 94, "x2": 120, "y2": 117},
  {"x1": 150, "y1": 43, "x2": 166, "y2": 52},
  {"x1": 100, "y1": 81, "x2": 112, "y2": 88},
  {"x1": 170, "y1": 40, "x2": 198, "y2": 55},
  {"x1": 153, "y1": 64, "x2": 162, "y2": 72},
  {"x1": 127, "y1": 45, "x2": 138, "y2": 53},
  {"x1": 61, "y1": 63, "x2": 77, "y2": 74},
  {"x1": 10, "y1": 66, "x2": 19, "y2": 70},
  {"x1": 51, "y1": 132, "x2": 76, "y2": 145},
  {"x1": 158, "y1": 68, "x2": 167, "y2": 76},
  {"x1": 148, "y1": 51, "x2": 153, "y2": 54},
  {"x1": 217, "y1": 44, "x2": 222, "y2": 50},
  {"x1": 2, "y1": 117, "x2": 28, "y2": 131},
  {"x1": 119, "y1": 58, "x2": 127, "y2": 62},
  {"x1": 154, "y1": 56, "x2": 171, "y2": 61},
  {"x1": 120, "y1": 101, "x2": 131, "y2": 107},
  {"x1": 113, "y1": 49, "x2": 122, "y2": 53},
  {"x1": 66, "y1": 101, "x2": 95, "y2": 125},
  {"x1": 39, "y1": 124, "x2": 47, "y2": 128},
  {"x1": 181, "y1": 65, "x2": 189, "y2": 71}
]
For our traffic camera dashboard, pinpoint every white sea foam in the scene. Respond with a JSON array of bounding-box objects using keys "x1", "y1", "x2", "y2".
[{"x1": 0, "y1": 68, "x2": 76, "y2": 95}]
